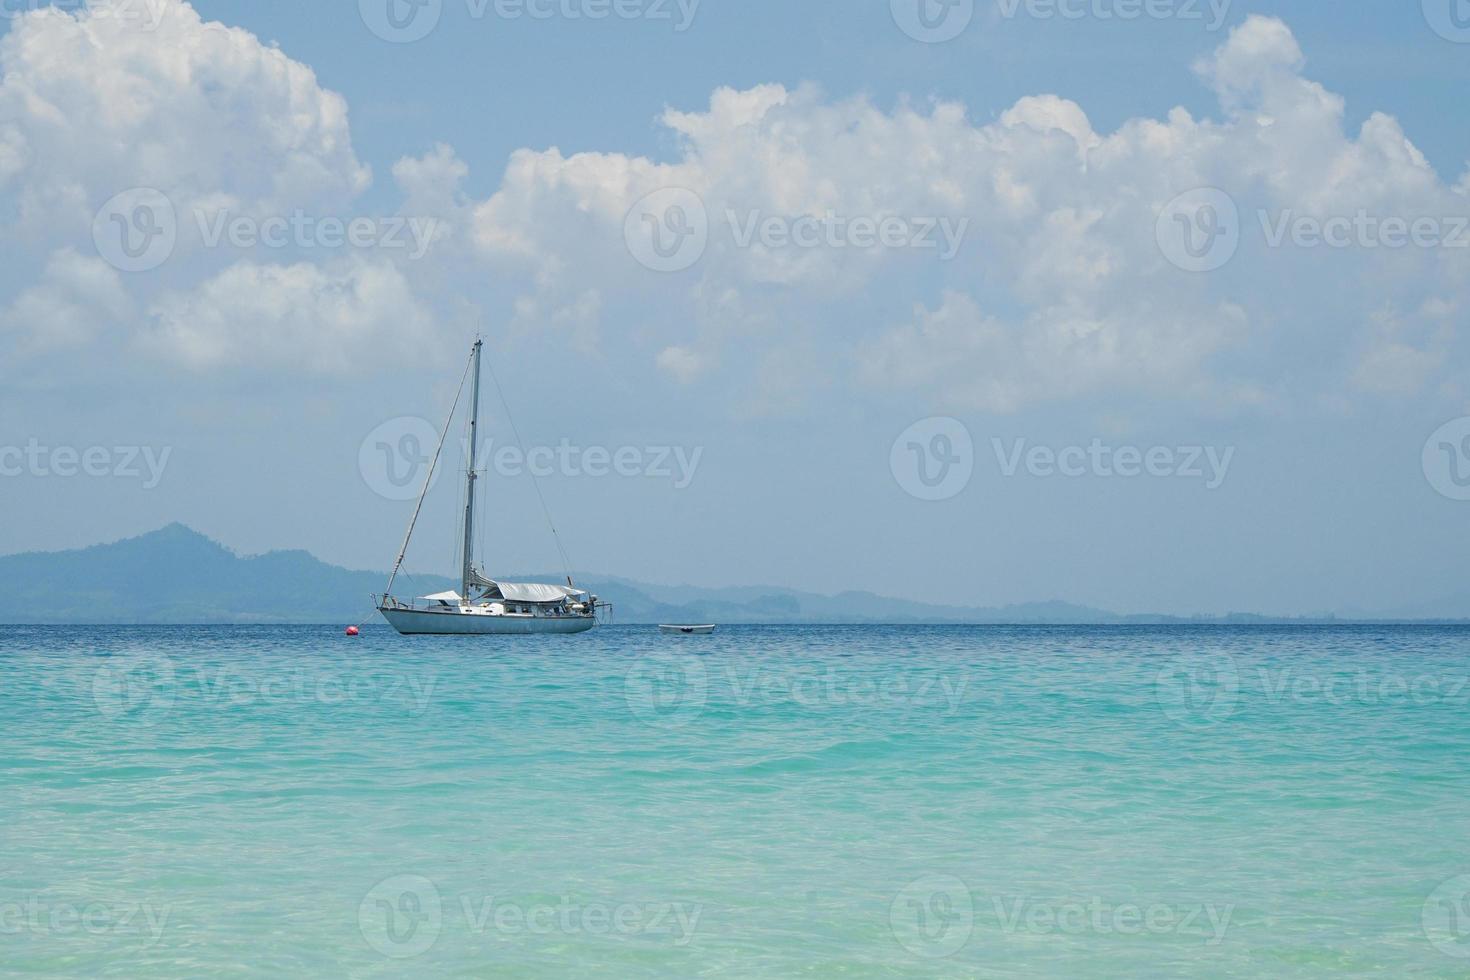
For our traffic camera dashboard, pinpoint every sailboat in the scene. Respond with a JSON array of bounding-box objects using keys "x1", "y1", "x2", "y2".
[{"x1": 375, "y1": 340, "x2": 600, "y2": 635}]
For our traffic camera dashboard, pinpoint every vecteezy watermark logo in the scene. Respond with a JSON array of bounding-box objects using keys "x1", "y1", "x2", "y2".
[
  {"x1": 726, "y1": 211, "x2": 969, "y2": 260},
  {"x1": 624, "y1": 188, "x2": 709, "y2": 273},
  {"x1": 93, "y1": 190, "x2": 441, "y2": 270},
  {"x1": 358, "y1": 878, "x2": 703, "y2": 954},
  {"x1": 1156, "y1": 187, "x2": 1240, "y2": 273},
  {"x1": 996, "y1": 0, "x2": 1232, "y2": 31},
  {"x1": 0, "y1": 441, "x2": 172, "y2": 489},
  {"x1": 0, "y1": 897, "x2": 171, "y2": 945},
  {"x1": 359, "y1": 875, "x2": 443, "y2": 959},
  {"x1": 1160, "y1": 195, "x2": 1468, "y2": 268},
  {"x1": 992, "y1": 438, "x2": 1235, "y2": 490},
  {"x1": 93, "y1": 188, "x2": 177, "y2": 273},
  {"x1": 1424, "y1": 875, "x2": 1470, "y2": 958},
  {"x1": 624, "y1": 191, "x2": 969, "y2": 270},
  {"x1": 1256, "y1": 668, "x2": 1470, "y2": 708},
  {"x1": 477, "y1": 439, "x2": 704, "y2": 489},
  {"x1": 889, "y1": 876, "x2": 974, "y2": 958},
  {"x1": 1423, "y1": 0, "x2": 1470, "y2": 44},
  {"x1": 194, "y1": 209, "x2": 440, "y2": 260},
  {"x1": 481, "y1": 0, "x2": 702, "y2": 29},
  {"x1": 713, "y1": 666, "x2": 971, "y2": 715},
  {"x1": 625, "y1": 653, "x2": 709, "y2": 728},
  {"x1": 1423, "y1": 418, "x2": 1470, "y2": 502},
  {"x1": 990, "y1": 896, "x2": 1234, "y2": 943},
  {"x1": 359, "y1": 423, "x2": 706, "y2": 499},
  {"x1": 890, "y1": 0, "x2": 974, "y2": 43},
  {"x1": 1155, "y1": 653, "x2": 1240, "y2": 728},
  {"x1": 361, "y1": 0, "x2": 700, "y2": 40},
  {"x1": 92, "y1": 653, "x2": 176, "y2": 724},
  {"x1": 1258, "y1": 210, "x2": 1470, "y2": 250},
  {"x1": 82, "y1": 661, "x2": 438, "y2": 718},
  {"x1": 359, "y1": 417, "x2": 443, "y2": 502},
  {"x1": 459, "y1": 895, "x2": 702, "y2": 943},
  {"x1": 890, "y1": 417, "x2": 974, "y2": 502},
  {"x1": 360, "y1": 0, "x2": 444, "y2": 42},
  {"x1": 2, "y1": 0, "x2": 170, "y2": 30}
]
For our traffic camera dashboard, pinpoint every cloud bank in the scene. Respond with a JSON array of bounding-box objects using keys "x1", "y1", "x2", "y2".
[{"x1": 1, "y1": 3, "x2": 1466, "y2": 418}]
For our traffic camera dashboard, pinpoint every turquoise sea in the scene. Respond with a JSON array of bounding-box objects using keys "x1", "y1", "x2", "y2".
[{"x1": 4, "y1": 624, "x2": 1470, "y2": 977}]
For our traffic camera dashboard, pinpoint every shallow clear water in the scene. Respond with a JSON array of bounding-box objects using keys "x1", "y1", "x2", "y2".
[{"x1": 3, "y1": 624, "x2": 1470, "y2": 977}]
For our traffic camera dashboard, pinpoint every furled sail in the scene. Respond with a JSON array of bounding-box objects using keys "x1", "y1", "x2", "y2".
[{"x1": 466, "y1": 569, "x2": 587, "y2": 603}]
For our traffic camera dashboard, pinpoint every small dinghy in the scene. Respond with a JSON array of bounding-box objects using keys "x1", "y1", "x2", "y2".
[{"x1": 660, "y1": 625, "x2": 716, "y2": 635}]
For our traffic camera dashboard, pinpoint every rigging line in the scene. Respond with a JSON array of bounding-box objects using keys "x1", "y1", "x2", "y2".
[
  {"x1": 457, "y1": 479, "x2": 467, "y2": 577},
  {"x1": 384, "y1": 348, "x2": 476, "y2": 598},
  {"x1": 477, "y1": 453, "x2": 488, "y2": 576},
  {"x1": 475, "y1": 393, "x2": 488, "y2": 571},
  {"x1": 394, "y1": 567, "x2": 423, "y2": 601},
  {"x1": 482, "y1": 353, "x2": 577, "y2": 585},
  {"x1": 453, "y1": 412, "x2": 470, "y2": 577}
]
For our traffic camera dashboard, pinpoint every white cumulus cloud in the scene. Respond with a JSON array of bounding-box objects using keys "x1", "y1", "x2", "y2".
[
  {"x1": 143, "y1": 258, "x2": 433, "y2": 372},
  {"x1": 0, "y1": 248, "x2": 132, "y2": 353},
  {"x1": 459, "y1": 14, "x2": 1470, "y2": 414},
  {"x1": 0, "y1": 0, "x2": 369, "y2": 246}
]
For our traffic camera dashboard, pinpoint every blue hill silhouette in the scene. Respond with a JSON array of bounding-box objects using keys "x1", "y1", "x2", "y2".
[
  {"x1": 3, "y1": 525, "x2": 1465, "y2": 624},
  {"x1": 0, "y1": 524, "x2": 1126, "y2": 625}
]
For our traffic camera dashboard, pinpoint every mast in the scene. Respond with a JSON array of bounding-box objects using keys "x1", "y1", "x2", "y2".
[{"x1": 461, "y1": 339, "x2": 483, "y2": 599}]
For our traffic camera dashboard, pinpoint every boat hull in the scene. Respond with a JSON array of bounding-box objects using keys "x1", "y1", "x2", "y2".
[
  {"x1": 660, "y1": 625, "x2": 716, "y2": 635},
  {"x1": 380, "y1": 608, "x2": 596, "y2": 636}
]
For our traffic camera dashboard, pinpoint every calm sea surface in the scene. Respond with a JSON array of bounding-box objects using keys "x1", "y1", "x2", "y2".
[{"x1": 4, "y1": 624, "x2": 1470, "y2": 977}]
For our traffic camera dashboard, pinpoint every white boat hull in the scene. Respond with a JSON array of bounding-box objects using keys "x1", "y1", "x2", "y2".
[{"x1": 380, "y1": 607, "x2": 596, "y2": 636}]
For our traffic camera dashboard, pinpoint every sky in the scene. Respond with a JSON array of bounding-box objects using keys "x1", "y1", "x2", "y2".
[{"x1": 1, "y1": 0, "x2": 1469, "y2": 616}]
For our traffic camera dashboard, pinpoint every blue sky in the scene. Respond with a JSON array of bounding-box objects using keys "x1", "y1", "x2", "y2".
[{"x1": 1, "y1": 0, "x2": 1469, "y2": 616}]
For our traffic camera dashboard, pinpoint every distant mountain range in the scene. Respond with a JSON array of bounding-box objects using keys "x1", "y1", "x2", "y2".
[{"x1": 0, "y1": 525, "x2": 1466, "y2": 625}]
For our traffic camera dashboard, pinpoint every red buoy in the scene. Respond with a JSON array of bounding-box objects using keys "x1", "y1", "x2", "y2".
[{"x1": 345, "y1": 626, "x2": 360, "y2": 636}]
